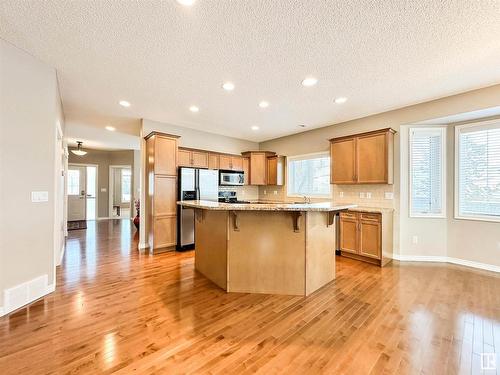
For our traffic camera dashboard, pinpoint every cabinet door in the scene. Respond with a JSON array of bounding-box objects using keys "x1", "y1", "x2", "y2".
[
  {"x1": 231, "y1": 156, "x2": 243, "y2": 171},
  {"x1": 192, "y1": 151, "x2": 209, "y2": 168},
  {"x1": 331, "y1": 138, "x2": 357, "y2": 184},
  {"x1": 267, "y1": 157, "x2": 277, "y2": 185},
  {"x1": 250, "y1": 153, "x2": 267, "y2": 185},
  {"x1": 219, "y1": 155, "x2": 232, "y2": 170},
  {"x1": 154, "y1": 216, "x2": 176, "y2": 249},
  {"x1": 359, "y1": 217, "x2": 381, "y2": 259},
  {"x1": 177, "y1": 149, "x2": 192, "y2": 167},
  {"x1": 155, "y1": 136, "x2": 178, "y2": 175},
  {"x1": 153, "y1": 176, "x2": 176, "y2": 216},
  {"x1": 209, "y1": 153, "x2": 219, "y2": 169},
  {"x1": 242, "y1": 157, "x2": 250, "y2": 185},
  {"x1": 357, "y1": 133, "x2": 387, "y2": 183},
  {"x1": 340, "y1": 214, "x2": 358, "y2": 254}
]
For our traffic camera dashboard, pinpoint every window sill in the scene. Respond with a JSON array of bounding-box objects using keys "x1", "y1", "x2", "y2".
[{"x1": 454, "y1": 215, "x2": 500, "y2": 224}]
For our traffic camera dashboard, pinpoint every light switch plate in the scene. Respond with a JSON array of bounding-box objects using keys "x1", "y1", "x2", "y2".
[
  {"x1": 339, "y1": 191, "x2": 344, "y2": 198},
  {"x1": 366, "y1": 192, "x2": 372, "y2": 199},
  {"x1": 385, "y1": 192, "x2": 394, "y2": 200},
  {"x1": 359, "y1": 192, "x2": 366, "y2": 199},
  {"x1": 31, "y1": 191, "x2": 49, "y2": 202},
  {"x1": 101, "y1": 188, "x2": 107, "y2": 193},
  {"x1": 273, "y1": 190, "x2": 277, "y2": 195}
]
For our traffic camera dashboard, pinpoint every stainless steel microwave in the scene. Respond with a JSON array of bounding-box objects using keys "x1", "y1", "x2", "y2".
[{"x1": 219, "y1": 170, "x2": 244, "y2": 186}]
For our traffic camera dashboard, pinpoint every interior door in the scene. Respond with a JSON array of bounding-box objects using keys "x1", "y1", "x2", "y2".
[{"x1": 68, "y1": 165, "x2": 86, "y2": 221}]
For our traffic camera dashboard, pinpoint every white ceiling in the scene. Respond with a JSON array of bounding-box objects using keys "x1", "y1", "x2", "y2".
[{"x1": 1, "y1": 1, "x2": 500, "y2": 142}]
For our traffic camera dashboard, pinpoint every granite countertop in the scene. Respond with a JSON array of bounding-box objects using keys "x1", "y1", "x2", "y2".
[
  {"x1": 177, "y1": 200, "x2": 357, "y2": 212},
  {"x1": 346, "y1": 206, "x2": 394, "y2": 213}
]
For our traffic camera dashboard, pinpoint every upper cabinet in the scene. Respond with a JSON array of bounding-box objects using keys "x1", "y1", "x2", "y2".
[
  {"x1": 330, "y1": 128, "x2": 395, "y2": 185},
  {"x1": 242, "y1": 157, "x2": 250, "y2": 185},
  {"x1": 177, "y1": 148, "x2": 209, "y2": 168},
  {"x1": 266, "y1": 156, "x2": 284, "y2": 186},
  {"x1": 219, "y1": 155, "x2": 243, "y2": 171},
  {"x1": 208, "y1": 153, "x2": 219, "y2": 169},
  {"x1": 242, "y1": 151, "x2": 277, "y2": 185}
]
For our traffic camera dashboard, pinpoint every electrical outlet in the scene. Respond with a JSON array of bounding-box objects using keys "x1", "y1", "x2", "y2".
[
  {"x1": 264, "y1": 190, "x2": 267, "y2": 195},
  {"x1": 366, "y1": 192, "x2": 372, "y2": 199},
  {"x1": 273, "y1": 190, "x2": 277, "y2": 195},
  {"x1": 384, "y1": 192, "x2": 394, "y2": 200},
  {"x1": 359, "y1": 192, "x2": 366, "y2": 199},
  {"x1": 412, "y1": 235, "x2": 418, "y2": 244},
  {"x1": 339, "y1": 191, "x2": 344, "y2": 198}
]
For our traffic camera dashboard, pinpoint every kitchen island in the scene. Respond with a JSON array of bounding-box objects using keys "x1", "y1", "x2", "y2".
[{"x1": 177, "y1": 200, "x2": 356, "y2": 296}]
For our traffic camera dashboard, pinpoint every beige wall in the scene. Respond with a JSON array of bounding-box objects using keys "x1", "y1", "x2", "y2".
[
  {"x1": 260, "y1": 84, "x2": 500, "y2": 268},
  {"x1": 68, "y1": 149, "x2": 136, "y2": 218},
  {"x1": 0, "y1": 39, "x2": 63, "y2": 313}
]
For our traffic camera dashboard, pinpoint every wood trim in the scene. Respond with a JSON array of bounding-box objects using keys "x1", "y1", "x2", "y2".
[
  {"x1": 179, "y1": 146, "x2": 243, "y2": 157},
  {"x1": 144, "y1": 131, "x2": 180, "y2": 140},
  {"x1": 329, "y1": 127, "x2": 396, "y2": 142},
  {"x1": 241, "y1": 151, "x2": 276, "y2": 157}
]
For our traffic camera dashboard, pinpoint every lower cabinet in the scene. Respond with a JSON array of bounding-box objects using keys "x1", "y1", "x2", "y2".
[
  {"x1": 153, "y1": 216, "x2": 177, "y2": 249},
  {"x1": 339, "y1": 210, "x2": 392, "y2": 266}
]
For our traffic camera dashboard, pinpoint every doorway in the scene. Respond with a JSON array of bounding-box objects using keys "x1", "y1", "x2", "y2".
[
  {"x1": 109, "y1": 165, "x2": 132, "y2": 219},
  {"x1": 67, "y1": 164, "x2": 98, "y2": 226}
]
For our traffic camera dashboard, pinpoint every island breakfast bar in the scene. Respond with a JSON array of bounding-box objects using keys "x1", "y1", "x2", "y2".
[{"x1": 177, "y1": 200, "x2": 356, "y2": 296}]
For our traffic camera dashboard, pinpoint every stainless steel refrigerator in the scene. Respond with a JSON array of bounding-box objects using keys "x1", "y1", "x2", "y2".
[{"x1": 177, "y1": 167, "x2": 219, "y2": 250}]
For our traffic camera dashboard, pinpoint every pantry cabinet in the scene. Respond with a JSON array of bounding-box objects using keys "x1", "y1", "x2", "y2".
[{"x1": 330, "y1": 128, "x2": 395, "y2": 185}]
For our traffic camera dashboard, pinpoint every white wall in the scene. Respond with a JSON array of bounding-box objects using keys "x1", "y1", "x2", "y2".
[{"x1": 0, "y1": 40, "x2": 64, "y2": 315}]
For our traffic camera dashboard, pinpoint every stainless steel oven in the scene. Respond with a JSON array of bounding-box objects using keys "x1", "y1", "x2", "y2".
[{"x1": 219, "y1": 170, "x2": 244, "y2": 186}]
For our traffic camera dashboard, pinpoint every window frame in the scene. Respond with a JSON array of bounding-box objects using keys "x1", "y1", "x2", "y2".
[
  {"x1": 454, "y1": 119, "x2": 500, "y2": 223},
  {"x1": 286, "y1": 151, "x2": 331, "y2": 198},
  {"x1": 408, "y1": 126, "x2": 447, "y2": 218}
]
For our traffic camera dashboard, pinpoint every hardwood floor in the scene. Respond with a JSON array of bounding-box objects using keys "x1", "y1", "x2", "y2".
[{"x1": 1, "y1": 220, "x2": 499, "y2": 374}]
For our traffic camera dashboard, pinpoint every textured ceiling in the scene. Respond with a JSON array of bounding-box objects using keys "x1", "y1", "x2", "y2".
[{"x1": 1, "y1": 0, "x2": 500, "y2": 142}]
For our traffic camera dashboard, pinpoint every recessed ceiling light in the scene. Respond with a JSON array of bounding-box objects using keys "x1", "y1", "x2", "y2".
[
  {"x1": 222, "y1": 82, "x2": 235, "y2": 91},
  {"x1": 119, "y1": 100, "x2": 130, "y2": 107},
  {"x1": 251, "y1": 126, "x2": 260, "y2": 131},
  {"x1": 176, "y1": 0, "x2": 195, "y2": 6},
  {"x1": 301, "y1": 77, "x2": 318, "y2": 87},
  {"x1": 105, "y1": 125, "x2": 116, "y2": 131},
  {"x1": 259, "y1": 101, "x2": 269, "y2": 108},
  {"x1": 334, "y1": 97, "x2": 348, "y2": 104},
  {"x1": 189, "y1": 105, "x2": 199, "y2": 113}
]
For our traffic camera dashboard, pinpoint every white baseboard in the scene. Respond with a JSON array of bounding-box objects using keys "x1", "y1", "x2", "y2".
[
  {"x1": 57, "y1": 243, "x2": 66, "y2": 267},
  {"x1": 393, "y1": 254, "x2": 500, "y2": 273},
  {"x1": 138, "y1": 242, "x2": 149, "y2": 250},
  {"x1": 1, "y1": 275, "x2": 55, "y2": 317}
]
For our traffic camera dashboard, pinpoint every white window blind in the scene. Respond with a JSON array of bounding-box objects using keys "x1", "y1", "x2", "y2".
[
  {"x1": 457, "y1": 122, "x2": 500, "y2": 220},
  {"x1": 409, "y1": 128, "x2": 445, "y2": 217},
  {"x1": 287, "y1": 153, "x2": 331, "y2": 197}
]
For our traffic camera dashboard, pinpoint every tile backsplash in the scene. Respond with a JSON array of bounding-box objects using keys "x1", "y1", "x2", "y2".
[{"x1": 257, "y1": 184, "x2": 395, "y2": 208}]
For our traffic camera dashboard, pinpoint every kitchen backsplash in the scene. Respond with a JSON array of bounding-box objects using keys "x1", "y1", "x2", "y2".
[
  {"x1": 258, "y1": 184, "x2": 395, "y2": 208},
  {"x1": 219, "y1": 185, "x2": 259, "y2": 201}
]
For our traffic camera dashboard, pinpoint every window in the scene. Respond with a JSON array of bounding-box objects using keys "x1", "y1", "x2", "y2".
[
  {"x1": 456, "y1": 120, "x2": 500, "y2": 221},
  {"x1": 121, "y1": 169, "x2": 131, "y2": 203},
  {"x1": 67, "y1": 169, "x2": 80, "y2": 195},
  {"x1": 409, "y1": 127, "x2": 446, "y2": 217},
  {"x1": 287, "y1": 152, "x2": 331, "y2": 197}
]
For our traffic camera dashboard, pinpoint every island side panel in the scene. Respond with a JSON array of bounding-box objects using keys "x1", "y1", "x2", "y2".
[
  {"x1": 194, "y1": 209, "x2": 228, "y2": 290},
  {"x1": 305, "y1": 211, "x2": 336, "y2": 296},
  {"x1": 227, "y1": 211, "x2": 306, "y2": 295}
]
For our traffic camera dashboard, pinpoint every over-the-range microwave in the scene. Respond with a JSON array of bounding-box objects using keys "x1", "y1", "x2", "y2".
[{"x1": 219, "y1": 170, "x2": 244, "y2": 186}]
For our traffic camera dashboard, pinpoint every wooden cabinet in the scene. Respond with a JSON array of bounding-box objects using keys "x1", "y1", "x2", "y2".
[
  {"x1": 242, "y1": 157, "x2": 250, "y2": 185},
  {"x1": 231, "y1": 156, "x2": 243, "y2": 171},
  {"x1": 145, "y1": 132, "x2": 179, "y2": 253},
  {"x1": 266, "y1": 156, "x2": 284, "y2": 185},
  {"x1": 331, "y1": 138, "x2": 356, "y2": 184},
  {"x1": 339, "y1": 210, "x2": 392, "y2": 266},
  {"x1": 208, "y1": 153, "x2": 219, "y2": 169},
  {"x1": 219, "y1": 155, "x2": 232, "y2": 170},
  {"x1": 242, "y1": 151, "x2": 276, "y2": 185},
  {"x1": 177, "y1": 148, "x2": 209, "y2": 168},
  {"x1": 330, "y1": 128, "x2": 395, "y2": 184}
]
